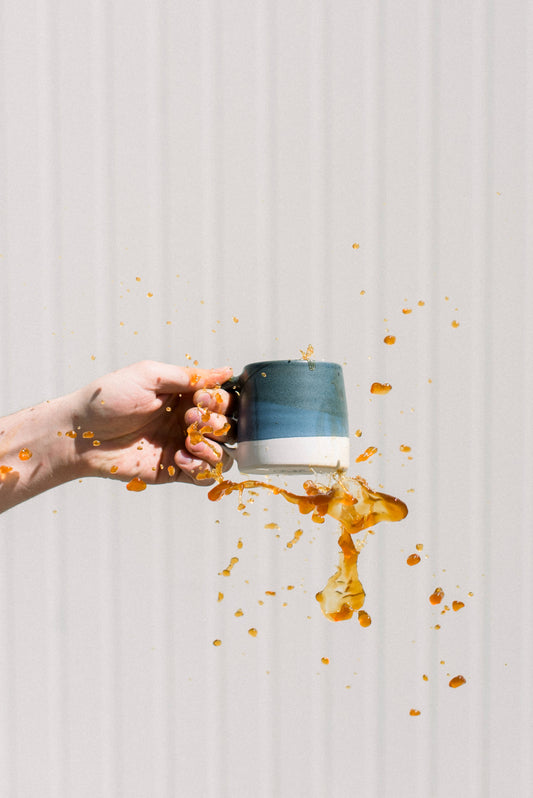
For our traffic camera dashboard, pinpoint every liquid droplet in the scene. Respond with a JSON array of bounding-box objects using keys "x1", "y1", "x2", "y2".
[
  {"x1": 370, "y1": 382, "x2": 392, "y2": 395},
  {"x1": 429, "y1": 587, "x2": 444, "y2": 605},
  {"x1": 126, "y1": 477, "x2": 146, "y2": 492},
  {"x1": 449, "y1": 675, "x2": 466, "y2": 688}
]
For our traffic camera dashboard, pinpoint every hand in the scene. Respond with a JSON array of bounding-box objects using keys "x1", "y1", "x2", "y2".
[
  {"x1": 0, "y1": 360, "x2": 237, "y2": 513},
  {"x1": 69, "y1": 360, "x2": 236, "y2": 485}
]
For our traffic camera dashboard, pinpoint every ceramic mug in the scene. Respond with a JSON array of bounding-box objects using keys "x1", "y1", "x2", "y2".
[{"x1": 221, "y1": 360, "x2": 350, "y2": 474}]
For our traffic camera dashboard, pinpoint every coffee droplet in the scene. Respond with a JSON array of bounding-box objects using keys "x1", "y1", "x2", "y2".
[
  {"x1": 452, "y1": 600, "x2": 465, "y2": 612},
  {"x1": 383, "y1": 335, "x2": 396, "y2": 345},
  {"x1": 409, "y1": 709, "x2": 421, "y2": 716},
  {"x1": 126, "y1": 477, "x2": 147, "y2": 492},
  {"x1": 356, "y1": 446, "x2": 378, "y2": 463},
  {"x1": 429, "y1": 587, "x2": 444, "y2": 605},
  {"x1": 370, "y1": 382, "x2": 392, "y2": 395},
  {"x1": 407, "y1": 553, "x2": 421, "y2": 566},
  {"x1": 18, "y1": 448, "x2": 32, "y2": 461},
  {"x1": 358, "y1": 610, "x2": 371, "y2": 627},
  {"x1": 449, "y1": 675, "x2": 466, "y2": 688},
  {"x1": 219, "y1": 557, "x2": 239, "y2": 577},
  {"x1": 286, "y1": 528, "x2": 303, "y2": 549}
]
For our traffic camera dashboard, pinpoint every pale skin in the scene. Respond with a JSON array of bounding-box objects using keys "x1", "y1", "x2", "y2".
[{"x1": 0, "y1": 360, "x2": 236, "y2": 513}]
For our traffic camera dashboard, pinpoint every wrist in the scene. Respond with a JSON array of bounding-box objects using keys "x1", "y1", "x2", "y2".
[{"x1": 0, "y1": 393, "x2": 85, "y2": 512}]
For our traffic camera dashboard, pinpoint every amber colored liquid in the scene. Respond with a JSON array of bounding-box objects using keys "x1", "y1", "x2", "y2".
[
  {"x1": 370, "y1": 382, "x2": 392, "y2": 395},
  {"x1": 286, "y1": 529, "x2": 303, "y2": 549},
  {"x1": 452, "y1": 601, "x2": 465, "y2": 612},
  {"x1": 299, "y1": 345, "x2": 315, "y2": 361},
  {"x1": 409, "y1": 709, "x2": 421, "y2": 716},
  {"x1": 429, "y1": 587, "x2": 444, "y2": 605},
  {"x1": 407, "y1": 553, "x2": 421, "y2": 566},
  {"x1": 356, "y1": 446, "x2": 377, "y2": 463},
  {"x1": 449, "y1": 675, "x2": 466, "y2": 688},
  {"x1": 220, "y1": 556, "x2": 239, "y2": 577},
  {"x1": 18, "y1": 448, "x2": 32, "y2": 461},
  {"x1": 383, "y1": 335, "x2": 396, "y2": 345},
  {"x1": 358, "y1": 610, "x2": 372, "y2": 627},
  {"x1": 209, "y1": 472, "x2": 408, "y2": 623},
  {"x1": 126, "y1": 477, "x2": 147, "y2": 492}
]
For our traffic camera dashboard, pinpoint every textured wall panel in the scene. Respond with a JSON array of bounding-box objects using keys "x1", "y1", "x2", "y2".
[{"x1": 1, "y1": 1, "x2": 531, "y2": 796}]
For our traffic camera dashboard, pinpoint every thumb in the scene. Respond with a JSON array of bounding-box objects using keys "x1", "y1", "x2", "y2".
[{"x1": 146, "y1": 361, "x2": 233, "y2": 394}]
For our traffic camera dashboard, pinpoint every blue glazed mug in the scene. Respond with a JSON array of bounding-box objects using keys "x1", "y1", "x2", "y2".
[{"x1": 222, "y1": 360, "x2": 350, "y2": 475}]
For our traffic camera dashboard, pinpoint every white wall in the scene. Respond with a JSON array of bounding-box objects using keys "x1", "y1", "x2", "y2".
[{"x1": 1, "y1": 1, "x2": 531, "y2": 796}]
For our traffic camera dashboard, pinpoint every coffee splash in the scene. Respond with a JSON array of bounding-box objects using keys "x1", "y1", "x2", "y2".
[{"x1": 208, "y1": 473, "x2": 408, "y2": 622}]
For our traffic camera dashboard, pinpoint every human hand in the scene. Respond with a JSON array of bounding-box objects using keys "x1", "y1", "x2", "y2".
[{"x1": 66, "y1": 360, "x2": 235, "y2": 486}]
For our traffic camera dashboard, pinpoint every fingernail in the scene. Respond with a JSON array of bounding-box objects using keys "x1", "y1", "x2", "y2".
[{"x1": 196, "y1": 392, "x2": 211, "y2": 406}]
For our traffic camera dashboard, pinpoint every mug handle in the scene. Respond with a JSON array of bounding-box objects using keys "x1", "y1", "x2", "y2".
[{"x1": 217, "y1": 374, "x2": 243, "y2": 461}]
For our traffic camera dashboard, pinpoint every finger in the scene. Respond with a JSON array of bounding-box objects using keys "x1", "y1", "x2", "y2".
[
  {"x1": 184, "y1": 407, "x2": 236, "y2": 443},
  {"x1": 144, "y1": 361, "x2": 233, "y2": 395},
  {"x1": 192, "y1": 387, "x2": 235, "y2": 416},
  {"x1": 185, "y1": 432, "x2": 225, "y2": 466},
  {"x1": 174, "y1": 449, "x2": 214, "y2": 483},
  {"x1": 175, "y1": 447, "x2": 233, "y2": 484}
]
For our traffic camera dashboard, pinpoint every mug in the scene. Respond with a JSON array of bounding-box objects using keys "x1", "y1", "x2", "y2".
[{"x1": 221, "y1": 360, "x2": 350, "y2": 474}]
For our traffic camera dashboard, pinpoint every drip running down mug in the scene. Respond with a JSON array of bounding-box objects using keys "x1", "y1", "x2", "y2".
[{"x1": 221, "y1": 360, "x2": 350, "y2": 474}]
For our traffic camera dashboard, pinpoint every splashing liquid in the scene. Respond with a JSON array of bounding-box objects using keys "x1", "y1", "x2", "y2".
[
  {"x1": 449, "y1": 675, "x2": 466, "y2": 688},
  {"x1": 208, "y1": 473, "x2": 407, "y2": 622},
  {"x1": 370, "y1": 382, "x2": 392, "y2": 395}
]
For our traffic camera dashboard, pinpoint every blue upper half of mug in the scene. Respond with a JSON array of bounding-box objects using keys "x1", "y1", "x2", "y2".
[{"x1": 224, "y1": 360, "x2": 350, "y2": 441}]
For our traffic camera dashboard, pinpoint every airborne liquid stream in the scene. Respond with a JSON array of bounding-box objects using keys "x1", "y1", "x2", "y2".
[{"x1": 208, "y1": 473, "x2": 408, "y2": 622}]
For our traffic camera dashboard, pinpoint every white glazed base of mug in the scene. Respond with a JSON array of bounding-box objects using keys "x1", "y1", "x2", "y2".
[{"x1": 232, "y1": 436, "x2": 350, "y2": 475}]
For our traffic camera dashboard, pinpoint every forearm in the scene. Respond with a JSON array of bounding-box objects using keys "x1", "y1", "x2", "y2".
[{"x1": 0, "y1": 395, "x2": 82, "y2": 513}]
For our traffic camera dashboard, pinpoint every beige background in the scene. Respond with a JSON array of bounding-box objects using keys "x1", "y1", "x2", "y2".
[{"x1": 1, "y1": 1, "x2": 531, "y2": 796}]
